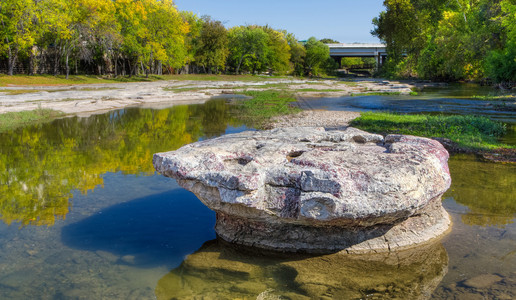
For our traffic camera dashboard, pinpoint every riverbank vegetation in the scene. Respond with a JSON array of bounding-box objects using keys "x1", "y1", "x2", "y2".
[
  {"x1": 0, "y1": 108, "x2": 62, "y2": 132},
  {"x1": 351, "y1": 112, "x2": 511, "y2": 151},
  {"x1": 0, "y1": 74, "x2": 297, "y2": 87},
  {"x1": 372, "y1": 0, "x2": 516, "y2": 85},
  {"x1": 0, "y1": 0, "x2": 336, "y2": 78},
  {"x1": 237, "y1": 90, "x2": 300, "y2": 128}
]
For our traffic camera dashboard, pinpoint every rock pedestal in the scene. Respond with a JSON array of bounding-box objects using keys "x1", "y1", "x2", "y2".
[{"x1": 153, "y1": 127, "x2": 452, "y2": 253}]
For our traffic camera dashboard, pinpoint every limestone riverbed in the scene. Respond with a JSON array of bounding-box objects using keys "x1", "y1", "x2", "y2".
[{"x1": 0, "y1": 77, "x2": 416, "y2": 116}]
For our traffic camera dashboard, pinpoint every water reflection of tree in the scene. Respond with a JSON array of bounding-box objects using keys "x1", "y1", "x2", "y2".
[
  {"x1": 445, "y1": 154, "x2": 516, "y2": 227},
  {"x1": 0, "y1": 100, "x2": 241, "y2": 226}
]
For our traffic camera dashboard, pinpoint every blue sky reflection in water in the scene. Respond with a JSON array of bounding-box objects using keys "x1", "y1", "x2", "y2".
[
  {"x1": 295, "y1": 84, "x2": 516, "y2": 124},
  {"x1": 0, "y1": 95, "x2": 515, "y2": 298}
]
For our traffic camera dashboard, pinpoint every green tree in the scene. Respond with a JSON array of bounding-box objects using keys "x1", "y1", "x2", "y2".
[
  {"x1": 181, "y1": 11, "x2": 203, "y2": 73},
  {"x1": 303, "y1": 37, "x2": 330, "y2": 76},
  {"x1": 319, "y1": 38, "x2": 340, "y2": 44},
  {"x1": 284, "y1": 32, "x2": 305, "y2": 75},
  {"x1": 194, "y1": 17, "x2": 229, "y2": 74},
  {"x1": 372, "y1": 0, "x2": 512, "y2": 81},
  {"x1": 228, "y1": 25, "x2": 268, "y2": 74},
  {"x1": 262, "y1": 27, "x2": 291, "y2": 75},
  {"x1": 485, "y1": 0, "x2": 516, "y2": 84}
]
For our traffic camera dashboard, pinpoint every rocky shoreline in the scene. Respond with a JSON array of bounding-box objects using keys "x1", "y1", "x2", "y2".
[{"x1": 0, "y1": 78, "x2": 417, "y2": 116}]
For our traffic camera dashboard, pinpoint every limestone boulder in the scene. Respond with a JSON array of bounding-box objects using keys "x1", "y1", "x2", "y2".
[{"x1": 153, "y1": 127, "x2": 452, "y2": 253}]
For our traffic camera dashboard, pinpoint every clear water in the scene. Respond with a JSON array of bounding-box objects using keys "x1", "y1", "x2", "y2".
[
  {"x1": 0, "y1": 89, "x2": 515, "y2": 299},
  {"x1": 296, "y1": 83, "x2": 516, "y2": 124}
]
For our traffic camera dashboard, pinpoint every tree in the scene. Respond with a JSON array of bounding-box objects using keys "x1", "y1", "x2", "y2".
[
  {"x1": 285, "y1": 32, "x2": 306, "y2": 75},
  {"x1": 181, "y1": 11, "x2": 203, "y2": 73},
  {"x1": 304, "y1": 37, "x2": 330, "y2": 76},
  {"x1": 0, "y1": 0, "x2": 35, "y2": 75},
  {"x1": 143, "y1": 0, "x2": 189, "y2": 76},
  {"x1": 485, "y1": 0, "x2": 516, "y2": 84},
  {"x1": 194, "y1": 17, "x2": 229, "y2": 74},
  {"x1": 228, "y1": 26, "x2": 268, "y2": 74},
  {"x1": 319, "y1": 38, "x2": 340, "y2": 44},
  {"x1": 114, "y1": 0, "x2": 149, "y2": 76},
  {"x1": 263, "y1": 27, "x2": 291, "y2": 74}
]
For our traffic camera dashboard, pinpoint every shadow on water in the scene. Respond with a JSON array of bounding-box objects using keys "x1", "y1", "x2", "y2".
[{"x1": 61, "y1": 188, "x2": 216, "y2": 268}]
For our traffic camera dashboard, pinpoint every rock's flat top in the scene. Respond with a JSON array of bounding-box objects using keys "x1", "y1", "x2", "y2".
[{"x1": 154, "y1": 127, "x2": 451, "y2": 227}]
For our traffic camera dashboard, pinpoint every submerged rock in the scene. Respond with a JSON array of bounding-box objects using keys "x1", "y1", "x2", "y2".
[{"x1": 153, "y1": 127, "x2": 452, "y2": 253}]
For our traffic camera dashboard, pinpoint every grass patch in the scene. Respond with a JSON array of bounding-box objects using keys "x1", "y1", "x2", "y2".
[
  {"x1": 350, "y1": 112, "x2": 511, "y2": 151},
  {"x1": 0, "y1": 109, "x2": 63, "y2": 132},
  {"x1": 237, "y1": 90, "x2": 300, "y2": 128},
  {"x1": 163, "y1": 86, "x2": 204, "y2": 93},
  {"x1": 350, "y1": 91, "x2": 404, "y2": 96},
  {"x1": 0, "y1": 88, "x2": 113, "y2": 95},
  {"x1": 0, "y1": 89, "x2": 43, "y2": 95},
  {"x1": 0, "y1": 74, "x2": 168, "y2": 86},
  {"x1": 166, "y1": 74, "x2": 291, "y2": 82},
  {"x1": 0, "y1": 74, "x2": 295, "y2": 87},
  {"x1": 471, "y1": 95, "x2": 516, "y2": 101},
  {"x1": 297, "y1": 88, "x2": 344, "y2": 92},
  {"x1": 163, "y1": 82, "x2": 310, "y2": 93}
]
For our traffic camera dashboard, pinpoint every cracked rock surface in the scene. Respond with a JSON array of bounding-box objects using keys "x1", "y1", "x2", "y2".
[{"x1": 153, "y1": 127, "x2": 452, "y2": 253}]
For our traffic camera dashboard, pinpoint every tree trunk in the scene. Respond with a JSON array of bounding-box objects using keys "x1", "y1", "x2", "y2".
[
  {"x1": 65, "y1": 51, "x2": 70, "y2": 79},
  {"x1": 29, "y1": 47, "x2": 35, "y2": 75},
  {"x1": 148, "y1": 50, "x2": 153, "y2": 76},
  {"x1": 236, "y1": 53, "x2": 245, "y2": 74},
  {"x1": 54, "y1": 45, "x2": 60, "y2": 76},
  {"x1": 114, "y1": 56, "x2": 118, "y2": 77},
  {"x1": 134, "y1": 61, "x2": 139, "y2": 76},
  {"x1": 7, "y1": 53, "x2": 17, "y2": 76},
  {"x1": 6, "y1": 43, "x2": 17, "y2": 76}
]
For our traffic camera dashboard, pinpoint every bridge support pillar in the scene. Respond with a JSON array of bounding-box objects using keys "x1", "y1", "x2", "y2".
[{"x1": 375, "y1": 52, "x2": 380, "y2": 71}]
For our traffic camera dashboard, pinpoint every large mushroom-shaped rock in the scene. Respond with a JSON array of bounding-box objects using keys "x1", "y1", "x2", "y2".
[{"x1": 153, "y1": 127, "x2": 451, "y2": 253}]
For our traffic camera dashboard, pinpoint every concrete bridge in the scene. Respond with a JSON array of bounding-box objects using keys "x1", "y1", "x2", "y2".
[{"x1": 326, "y1": 43, "x2": 387, "y2": 68}]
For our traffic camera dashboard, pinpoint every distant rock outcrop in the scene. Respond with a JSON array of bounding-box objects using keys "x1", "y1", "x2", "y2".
[{"x1": 154, "y1": 127, "x2": 452, "y2": 253}]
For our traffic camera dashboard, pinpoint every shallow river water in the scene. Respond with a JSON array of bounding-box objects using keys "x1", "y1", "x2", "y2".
[{"x1": 0, "y1": 86, "x2": 515, "y2": 299}]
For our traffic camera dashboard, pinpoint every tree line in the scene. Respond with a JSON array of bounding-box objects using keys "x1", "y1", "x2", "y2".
[
  {"x1": 0, "y1": 0, "x2": 337, "y2": 78},
  {"x1": 372, "y1": 0, "x2": 516, "y2": 85}
]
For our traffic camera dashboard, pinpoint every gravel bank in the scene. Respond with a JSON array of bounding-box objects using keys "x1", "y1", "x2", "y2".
[{"x1": 267, "y1": 110, "x2": 361, "y2": 130}]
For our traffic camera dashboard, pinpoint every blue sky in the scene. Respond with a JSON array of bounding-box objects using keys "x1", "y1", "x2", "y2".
[{"x1": 174, "y1": 0, "x2": 385, "y2": 43}]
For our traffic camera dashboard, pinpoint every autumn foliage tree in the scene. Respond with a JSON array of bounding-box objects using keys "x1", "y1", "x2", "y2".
[{"x1": 0, "y1": 0, "x2": 334, "y2": 78}]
